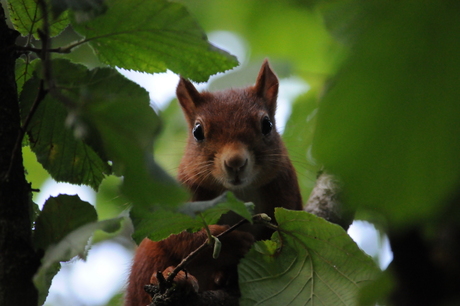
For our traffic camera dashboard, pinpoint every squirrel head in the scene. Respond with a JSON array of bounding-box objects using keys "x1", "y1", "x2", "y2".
[{"x1": 176, "y1": 60, "x2": 286, "y2": 193}]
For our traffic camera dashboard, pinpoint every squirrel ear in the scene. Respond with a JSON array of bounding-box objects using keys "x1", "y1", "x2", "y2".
[
  {"x1": 254, "y1": 59, "x2": 279, "y2": 116},
  {"x1": 177, "y1": 77, "x2": 201, "y2": 120}
]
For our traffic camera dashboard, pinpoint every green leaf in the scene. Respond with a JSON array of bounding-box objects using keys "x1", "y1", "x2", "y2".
[
  {"x1": 15, "y1": 58, "x2": 39, "y2": 95},
  {"x1": 131, "y1": 209, "x2": 200, "y2": 244},
  {"x1": 187, "y1": 0, "x2": 343, "y2": 76},
  {"x1": 105, "y1": 292, "x2": 125, "y2": 306},
  {"x1": 20, "y1": 66, "x2": 111, "y2": 190},
  {"x1": 179, "y1": 192, "x2": 253, "y2": 223},
  {"x1": 239, "y1": 208, "x2": 379, "y2": 305},
  {"x1": 151, "y1": 98, "x2": 188, "y2": 178},
  {"x1": 318, "y1": 0, "x2": 367, "y2": 46},
  {"x1": 32, "y1": 194, "x2": 122, "y2": 305},
  {"x1": 123, "y1": 163, "x2": 189, "y2": 217},
  {"x1": 70, "y1": 0, "x2": 238, "y2": 82},
  {"x1": 212, "y1": 236, "x2": 222, "y2": 259},
  {"x1": 7, "y1": 0, "x2": 70, "y2": 39},
  {"x1": 49, "y1": 59, "x2": 186, "y2": 211},
  {"x1": 313, "y1": 1, "x2": 460, "y2": 226},
  {"x1": 130, "y1": 192, "x2": 253, "y2": 244},
  {"x1": 33, "y1": 216, "x2": 124, "y2": 305},
  {"x1": 37, "y1": 60, "x2": 188, "y2": 238},
  {"x1": 35, "y1": 261, "x2": 61, "y2": 306},
  {"x1": 33, "y1": 194, "x2": 98, "y2": 251},
  {"x1": 358, "y1": 270, "x2": 394, "y2": 306},
  {"x1": 49, "y1": 0, "x2": 107, "y2": 20},
  {"x1": 282, "y1": 89, "x2": 322, "y2": 202},
  {"x1": 57, "y1": 59, "x2": 161, "y2": 173}
]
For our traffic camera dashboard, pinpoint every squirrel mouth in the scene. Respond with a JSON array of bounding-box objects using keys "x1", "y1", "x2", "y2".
[
  {"x1": 231, "y1": 178, "x2": 243, "y2": 185},
  {"x1": 226, "y1": 175, "x2": 249, "y2": 189}
]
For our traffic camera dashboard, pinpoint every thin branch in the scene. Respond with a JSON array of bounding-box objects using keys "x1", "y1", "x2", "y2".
[
  {"x1": 3, "y1": 0, "x2": 55, "y2": 183},
  {"x1": 2, "y1": 80, "x2": 48, "y2": 182},
  {"x1": 16, "y1": 45, "x2": 71, "y2": 54},
  {"x1": 16, "y1": 37, "x2": 88, "y2": 55},
  {"x1": 165, "y1": 218, "x2": 250, "y2": 285},
  {"x1": 252, "y1": 213, "x2": 278, "y2": 231}
]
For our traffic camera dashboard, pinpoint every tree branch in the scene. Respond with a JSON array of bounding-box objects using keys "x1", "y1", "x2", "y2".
[
  {"x1": 304, "y1": 171, "x2": 354, "y2": 230},
  {"x1": 0, "y1": 3, "x2": 40, "y2": 305}
]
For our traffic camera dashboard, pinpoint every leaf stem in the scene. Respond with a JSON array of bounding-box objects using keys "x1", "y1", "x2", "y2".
[{"x1": 199, "y1": 213, "x2": 213, "y2": 243}]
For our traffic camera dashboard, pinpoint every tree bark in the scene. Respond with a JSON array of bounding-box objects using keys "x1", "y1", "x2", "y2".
[
  {"x1": 304, "y1": 171, "x2": 354, "y2": 230},
  {"x1": 0, "y1": 4, "x2": 40, "y2": 305}
]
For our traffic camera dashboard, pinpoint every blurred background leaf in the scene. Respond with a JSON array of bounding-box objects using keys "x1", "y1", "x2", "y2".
[{"x1": 313, "y1": 0, "x2": 460, "y2": 228}]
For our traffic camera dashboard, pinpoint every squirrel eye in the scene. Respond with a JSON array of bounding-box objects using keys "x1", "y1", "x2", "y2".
[
  {"x1": 261, "y1": 116, "x2": 273, "y2": 135},
  {"x1": 192, "y1": 123, "x2": 205, "y2": 141}
]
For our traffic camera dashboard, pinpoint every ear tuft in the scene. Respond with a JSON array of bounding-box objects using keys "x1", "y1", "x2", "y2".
[
  {"x1": 176, "y1": 77, "x2": 202, "y2": 122},
  {"x1": 254, "y1": 59, "x2": 279, "y2": 116}
]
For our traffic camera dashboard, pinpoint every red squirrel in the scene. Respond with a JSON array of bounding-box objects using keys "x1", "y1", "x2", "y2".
[{"x1": 125, "y1": 60, "x2": 303, "y2": 305}]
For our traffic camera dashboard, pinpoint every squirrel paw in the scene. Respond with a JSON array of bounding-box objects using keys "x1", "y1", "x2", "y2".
[{"x1": 150, "y1": 266, "x2": 199, "y2": 294}]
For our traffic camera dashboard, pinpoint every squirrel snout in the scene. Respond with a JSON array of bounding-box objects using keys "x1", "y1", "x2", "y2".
[
  {"x1": 224, "y1": 156, "x2": 248, "y2": 173},
  {"x1": 219, "y1": 146, "x2": 252, "y2": 188}
]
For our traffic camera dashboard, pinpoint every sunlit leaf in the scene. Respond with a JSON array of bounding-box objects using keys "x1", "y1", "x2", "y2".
[
  {"x1": 7, "y1": 0, "x2": 69, "y2": 38},
  {"x1": 71, "y1": 0, "x2": 238, "y2": 82},
  {"x1": 239, "y1": 208, "x2": 379, "y2": 305}
]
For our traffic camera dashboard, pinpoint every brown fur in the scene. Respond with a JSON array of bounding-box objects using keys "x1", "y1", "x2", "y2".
[{"x1": 125, "y1": 60, "x2": 302, "y2": 305}]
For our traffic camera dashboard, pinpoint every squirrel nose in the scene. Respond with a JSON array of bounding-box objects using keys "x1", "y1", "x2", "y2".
[{"x1": 224, "y1": 156, "x2": 248, "y2": 173}]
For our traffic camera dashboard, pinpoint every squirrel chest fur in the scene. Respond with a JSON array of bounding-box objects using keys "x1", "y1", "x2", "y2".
[{"x1": 125, "y1": 60, "x2": 302, "y2": 306}]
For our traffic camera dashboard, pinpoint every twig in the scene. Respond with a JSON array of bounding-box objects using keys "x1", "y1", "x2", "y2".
[
  {"x1": 2, "y1": 80, "x2": 48, "y2": 182},
  {"x1": 165, "y1": 218, "x2": 250, "y2": 285},
  {"x1": 16, "y1": 45, "x2": 70, "y2": 54},
  {"x1": 16, "y1": 38, "x2": 87, "y2": 55}
]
